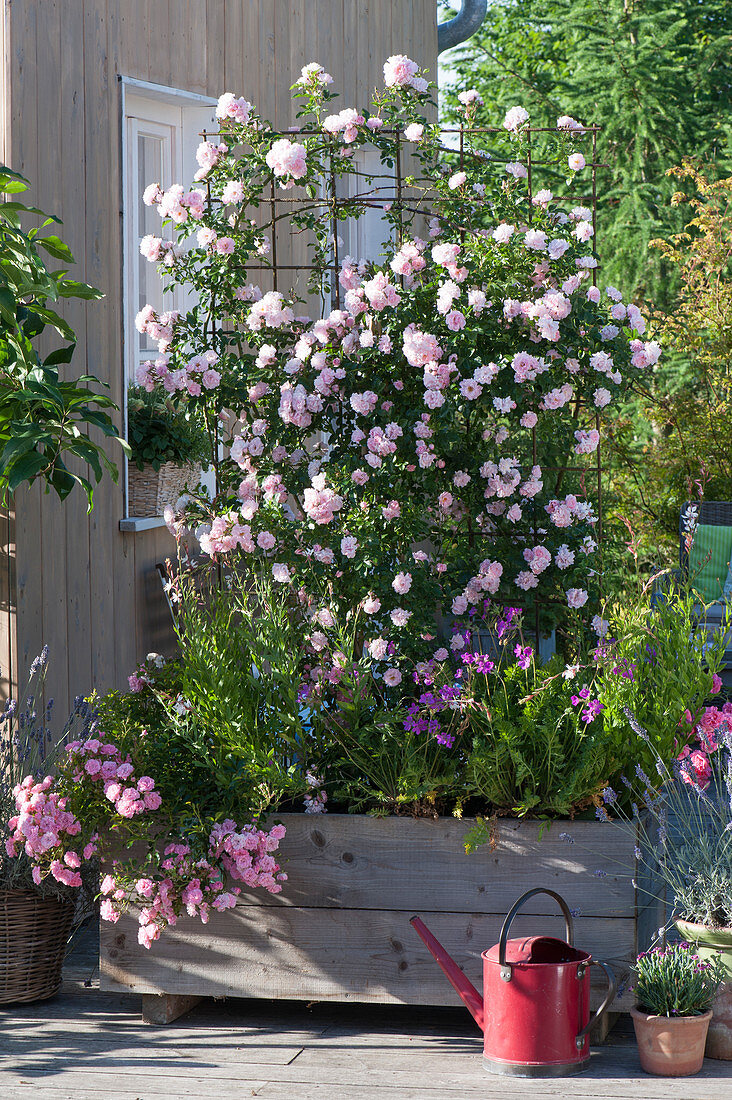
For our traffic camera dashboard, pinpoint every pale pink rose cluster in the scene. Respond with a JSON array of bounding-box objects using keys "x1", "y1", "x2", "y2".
[
  {"x1": 198, "y1": 511, "x2": 261, "y2": 556},
  {"x1": 134, "y1": 305, "x2": 180, "y2": 351},
  {"x1": 458, "y1": 88, "x2": 483, "y2": 109},
  {"x1": 545, "y1": 494, "x2": 596, "y2": 530},
  {"x1": 144, "y1": 182, "x2": 205, "y2": 224},
  {"x1": 139, "y1": 234, "x2": 176, "y2": 265},
  {"x1": 296, "y1": 62, "x2": 333, "y2": 88},
  {"x1": 136, "y1": 349, "x2": 220, "y2": 397},
  {"x1": 196, "y1": 226, "x2": 236, "y2": 255},
  {"x1": 216, "y1": 92, "x2": 252, "y2": 124},
  {"x1": 247, "y1": 290, "x2": 295, "y2": 332},
  {"x1": 151, "y1": 70, "x2": 666, "y2": 660},
  {"x1": 303, "y1": 474, "x2": 344, "y2": 525},
  {"x1": 557, "y1": 114, "x2": 585, "y2": 132},
  {"x1": 383, "y1": 54, "x2": 428, "y2": 93},
  {"x1": 503, "y1": 105, "x2": 529, "y2": 132},
  {"x1": 566, "y1": 587, "x2": 589, "y2": 609},
  {"x1": 6, "y1": 776, "x2": 86, "y2": 887},
  {"x1": 7, "y1": 739, "x2": 162, "y2": 892},
  {"x1": 265, "y1": 138, "x2": 308, "y2": 186},
  {"x1": 630, "y1": 339, "x2": 662, "y2": 368},
  {"x1": 195, "y1": 140, "x2": 228, "y2": 176},
  {"x1": 323, "y1": 107, "x2": 365, "y2": 144},
  {"x1": 65, "y1": 737, "x2": 162, "y2": 819},
  {"x1": 390, "y1": 237, "x2": 427, "y2": 277},
  {"x1": 574, "y1": 428, "x2": 601, "y2": 455}
]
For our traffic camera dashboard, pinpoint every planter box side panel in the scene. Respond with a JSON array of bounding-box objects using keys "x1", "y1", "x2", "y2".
[
  {"x1": 219, "y1": 815, "x2": 638, "y2": 915},
  {"x1": 101, "y1": 815, "x2": 638, "y2": 1010},
  {"x1": 101, "y1": 906, "x2": 635, "y2": 1008}
]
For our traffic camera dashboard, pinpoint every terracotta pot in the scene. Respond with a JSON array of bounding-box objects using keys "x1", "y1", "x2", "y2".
[
  {"x1": 675, "y1": 919, "x2": 732, "y2": 1060},
  {"x1": 631, "y1": 1007, "x2": 711, "y2": 1076}
]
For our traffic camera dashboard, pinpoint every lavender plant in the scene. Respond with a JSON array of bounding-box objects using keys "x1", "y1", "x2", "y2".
[
  {"x1": 598, "y1": 709, "x2": 732, "y2": 929},
  {"x1": 632, "y1": 942, "x2": 726, "y2": 1017},
  {"x1": 0, "y1": 647, "x2": 98, "y2": 903}
]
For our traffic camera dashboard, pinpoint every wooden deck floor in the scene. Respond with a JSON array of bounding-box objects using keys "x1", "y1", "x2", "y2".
[{"x1": 1, "y1": 926, "x2": 732, "y2": 1099}]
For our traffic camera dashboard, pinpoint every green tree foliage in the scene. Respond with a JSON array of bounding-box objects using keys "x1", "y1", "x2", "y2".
[
  {"x1": 0, "y1": 166, "x2": 127, "y2": 508},
  {"x1": 611, "y1": 163, "x2": 732, "y2": 547},
  {"x1": 439, "y1": 0, "x2": 732, "y2": 309}
]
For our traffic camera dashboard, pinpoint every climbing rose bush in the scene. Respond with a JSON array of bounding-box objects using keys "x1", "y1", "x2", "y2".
[{"x1": 134, "y1": 55, "x2": 660, "y2": 683}]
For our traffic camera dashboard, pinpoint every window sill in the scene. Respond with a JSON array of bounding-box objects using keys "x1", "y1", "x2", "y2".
[{"x1": 119, "y1": 516, "x2": 169, "y2": 533}]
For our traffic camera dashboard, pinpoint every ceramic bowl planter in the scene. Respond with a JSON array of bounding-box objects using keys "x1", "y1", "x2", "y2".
[
  {"x1": 631, "y1": 1006, "x2": 712, "y2": 1076},
  {"x1": 675, "y1": 919, "x2": 732, "y2": 1060}
]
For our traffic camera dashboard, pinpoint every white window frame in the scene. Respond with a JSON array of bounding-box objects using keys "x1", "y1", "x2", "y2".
[
  {"x1": 120, "y1": 77, "x2": 217, "y2": 519},
  {"x1": 342, "y1": 148, "x2": 395, "y2": 265}
]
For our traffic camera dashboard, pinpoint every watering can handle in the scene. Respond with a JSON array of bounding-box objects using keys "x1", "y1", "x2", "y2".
[
  {"x1": 498, "y1": 887, "x2": 574, "y2": 977},
  {"x1": 576, "y1": 960, "x2": 617, "y2": 1047}
]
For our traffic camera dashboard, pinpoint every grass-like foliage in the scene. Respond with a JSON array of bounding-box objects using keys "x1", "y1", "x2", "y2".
[{"x1": 632, "y1": 941, "x2": 726, "y2": 1017}]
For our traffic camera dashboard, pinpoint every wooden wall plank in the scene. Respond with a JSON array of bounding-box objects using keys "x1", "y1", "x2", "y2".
[
  {"x1": 147, "y1": 0, "x2": 171, "y2": 87},
  {"x1": 204, "y1": 0, "x2": 224, "y2": 100},
  {"x1": 84, "y1": 0, "x2": 122, "y2": 698},
  {"x1": 239, "y1": 0, "x2": 260, "y2": 107},
  {"x1": 0, "y1": 2, "x2": 14, "y2": 701},
  {"x1": 10, "y1": 1, "x2": 43, "y2": 699},
  {"x1": 105, "y1": 0, "x2": 139, "y2": 689},
  {"x1": 257, "y1": 0, "x2": 275, "y2": 123},
  {"x1": 117, "y1": 0, "x2": 151, "y2": 81},
  {"x1": 59, "y1": 0, "x2": 94, "y2": 714},
  {"x1": 184, "y1": 0, "x2": 207, "y2": 94},
  {"x1": 222, "y1": 0, "x2": 242, "y2": 94},
  {"x1": 31, "y1": 0, "x2": 71, "y2": 717}
]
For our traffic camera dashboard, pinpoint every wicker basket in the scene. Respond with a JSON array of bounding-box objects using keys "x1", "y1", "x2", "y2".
[
  {"x1": 128, "y1": 461, "x2": 201, "y2": 519},
  {"x1": 0, "y1": 889, "x2": 74, "y2": 1004}
]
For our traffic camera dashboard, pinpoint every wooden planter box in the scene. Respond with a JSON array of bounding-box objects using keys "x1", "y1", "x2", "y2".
[{"x1": 100, "y1": 814, "x2": 660, "y2": 1021}]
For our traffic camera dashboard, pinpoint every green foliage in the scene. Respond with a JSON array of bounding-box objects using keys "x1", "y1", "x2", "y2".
[
  {"x1": 315, "y1": 666, "x2": 463, "y2": 816},
  {"x1": 0, "y1": 166, "x2": 128, "y2": 508},
  {"x1": 440, "y1": 0, "x2": 732, "y2": 310},
  {"x1": 632, "y1": 941, "x2": 727, "y2": 1016},
  {"x1": 466, "y1": 656, "x2": 614, "y2": 818},
  {"x1": 596, "y1": 586, "x2": 725, "y2": 776},
  {"x1": 127, "y1": 386, "x2": 209, "y2": 472},
  {"x1": 96, "y1": 566, "x2": 309, "y2": 827},
  {"x1": 611, "y1": 165, "x2": 732, "y2": 553}
]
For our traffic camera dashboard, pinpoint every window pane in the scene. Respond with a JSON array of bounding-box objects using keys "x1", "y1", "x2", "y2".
[{"x1": 138, "y1": 133, "x2": 167, "y2": 353}]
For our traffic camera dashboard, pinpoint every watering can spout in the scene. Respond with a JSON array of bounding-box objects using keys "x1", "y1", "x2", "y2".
[{"x1": 410, "y1": 916, "x2": 485, "y2": 1031}]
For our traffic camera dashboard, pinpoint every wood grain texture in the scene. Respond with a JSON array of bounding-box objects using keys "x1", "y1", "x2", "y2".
[
  {"x1": 101, "y1": 903, "x2": 635, "y2": 1005},
  {"x1": 100, "y1": 815, "x2": 638, "y2": 1011},
  {"x1": 225, "y1": 814, "x2": 638, "y2": 916},
  {"x1": 141, "y1": 992, "x2": 202, "y2": 1024}
]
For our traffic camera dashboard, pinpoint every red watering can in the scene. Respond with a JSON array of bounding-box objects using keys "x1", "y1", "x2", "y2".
[{"x1": 411, "y1": 887, "x2": 616, "y2": 1077}]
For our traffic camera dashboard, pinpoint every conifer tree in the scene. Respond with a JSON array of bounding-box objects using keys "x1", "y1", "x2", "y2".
[{"x1": 440, "y1": 0, "x2": 732, "y2": 307}]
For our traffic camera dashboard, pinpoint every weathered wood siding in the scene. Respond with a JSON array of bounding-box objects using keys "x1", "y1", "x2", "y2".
[
  {"x1": 101, "y1": 815, "x2": 650, "y2": 1011},
  {"x1": 0, "y1": 0, "x2": 438, "y2": 713}
]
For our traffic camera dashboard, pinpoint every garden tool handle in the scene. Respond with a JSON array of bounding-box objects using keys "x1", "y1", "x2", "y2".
[
  {"x1": 498, "y1": 887, "x2": 574, "y2": 977},
  {"x1": 575, "y1": 960, "x2": 617, "y2": 1047}
]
